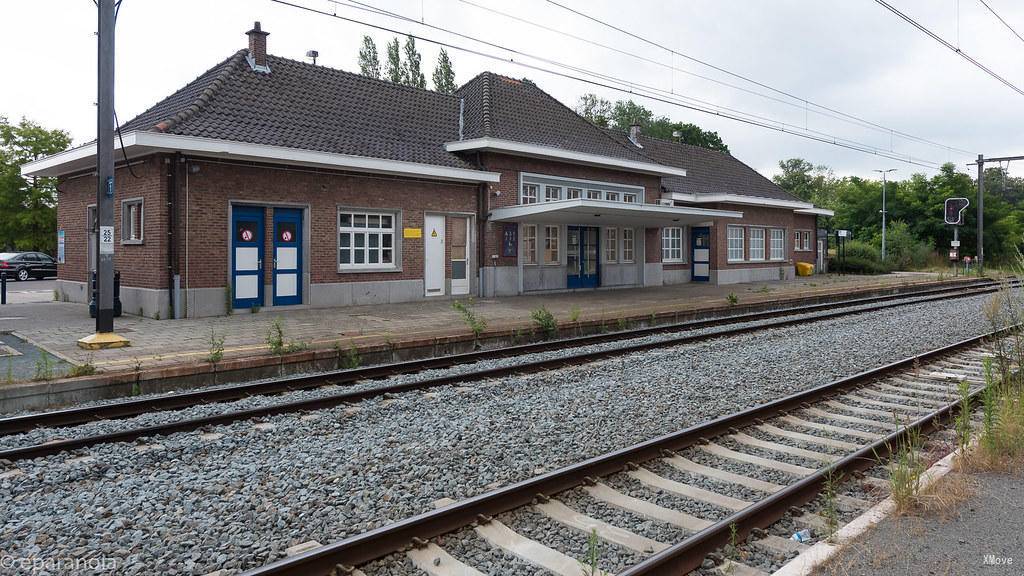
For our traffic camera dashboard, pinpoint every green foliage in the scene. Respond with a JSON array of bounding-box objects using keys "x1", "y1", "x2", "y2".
[
  {"x1": 883, "y1": 425, "x2": 925, "y2": 512},
  {"x1": 955, "y1": 379, "x2": 973, "y2": 455},
  {"x1": 266, "y1": 317, "x2": 285, "y2": 356},
  {"x1": 876, "y1": 220, "x2": 933, "y2": 270},
  {"x1": 0, "y1": 116, "x2": 72, "y2": 253},
  {"x1": 772, "y1": 158, "x2": 838, "y2": 206},
  {"x1": 432, "y1": 48, "x2": 456, "y2": 94},
  {"x1": 530, "y1": 306, "x2": 558, "y2": 339},
  {"x1": 452, "y1": 299, "x2": 487, "y2": 340},
  {"x1": 385, "y1": 37, "x2": 403, "y2": 83},
  {"x1": 821, "y1": 468, "x2": 842, "y2": 541},
  {"x1": 67, "y1": 354, "x2": 96, "y2": 378},
  {"x1": 574, "y1": 94, "x2": 729, "y2": 152},
  {"x1": 726, "y1": 292, "x2": 738, "y2": 306},
  {"x1": 339, "y1": 344, "x2": 361, "y2": 369},
  {"x1": 832, "y1": 240, "x2": 890, "y2": 275},
  {"x1": 401, "y1": 36, "x2": 426, "y2": 89},
  {"x1": 33, "y1": 351, "x2": 54, "y2": 381},
  {"x1": 207, "y1": 329, "x2": 225, "y2": 366},
  {"x1": 578, "y1": 528, "x2": 601, "y2": 576},
  {"x1": 358, "y1": 35, "x2": 381, "y2": 79}
]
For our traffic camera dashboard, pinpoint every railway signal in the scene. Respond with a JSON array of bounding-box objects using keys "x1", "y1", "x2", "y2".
[{"x1": 944, "y1": 197, "x2": 969, "y2": 225}]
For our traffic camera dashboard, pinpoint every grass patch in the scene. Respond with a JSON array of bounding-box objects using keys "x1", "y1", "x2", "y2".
[{"x1": 530, "y1": 306, "x2": 558, "y2": 339}]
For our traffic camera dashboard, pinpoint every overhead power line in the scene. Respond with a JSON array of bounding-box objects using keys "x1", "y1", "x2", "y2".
[
  {"x1": 543, "y1": 0, "x2": 973, "y2": 156},
  {"x1": 873, "y1": 0, "x2": 1024, "y2": 97},
  {"x1": 270, "y1": 0, "x2": 944, "y2": 168},
  {"x1": 977, "y1": 0, "x2": 1024, "y2": 46}
]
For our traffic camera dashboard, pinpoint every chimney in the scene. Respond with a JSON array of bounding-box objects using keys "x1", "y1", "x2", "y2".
[
  {"x1": 246, "y1": 21, "x2": 270, "y2": 72},
  {"x1": 628, "y1": 123, "x2": 643, "y2": 147}
]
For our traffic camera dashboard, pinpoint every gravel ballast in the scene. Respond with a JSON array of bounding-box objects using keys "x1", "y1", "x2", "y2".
[{"x1": 0, "y1": 292, "x2": 1000, "y2": 575}]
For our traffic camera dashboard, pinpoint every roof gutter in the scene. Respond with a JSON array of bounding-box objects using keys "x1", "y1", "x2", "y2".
[
  {"x1": 665, "y1": 191, "x2": 826, "y2": 212},
  {"x1": 445, "y1": 137, "x2": 687, "y2": 177},
  {"x1": 24, "y1": 131, "x2": 501, "y2": 184}
]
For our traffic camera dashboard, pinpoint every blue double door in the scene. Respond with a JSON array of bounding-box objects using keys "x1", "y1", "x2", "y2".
[
  {"x1": 567, "y1": 225, "x2": 600, "y2": 289},
  {"x1": 231, "y1": 206, "x2": 303, "y2": 309}
]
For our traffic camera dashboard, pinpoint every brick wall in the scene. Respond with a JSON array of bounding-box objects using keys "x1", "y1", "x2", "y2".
[
  {"x1": 179, "y1": 159, "x2": 477, "y2": 289},
  {"x1": 57, "y1": 155, "x2": 168, "y2": 289},
  {"x1": 708, "y1": 203, "x2": 818, "y2": 270}
]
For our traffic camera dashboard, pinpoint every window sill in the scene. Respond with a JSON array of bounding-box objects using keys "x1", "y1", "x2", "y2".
[
  {"x1": 121, "y1": 240, "x2": 144, "y2": 246},
  {"x1": 338, "y1": 266, "x2": 401, "y2": 274},
  {"x1": 663, "y1": 259, "x2": 685, "y2": 264}
]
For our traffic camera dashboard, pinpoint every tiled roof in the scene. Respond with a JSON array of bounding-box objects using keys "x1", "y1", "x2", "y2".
[
  {"x1": 456, "y1": 72, "x2": 656, "y2": 163},
  {"x1": 119, "y1": 51, "x2": 479, "y2": 171},
  {"x1": 603, "y1": 129, "x2": 803, "y2": 203}
]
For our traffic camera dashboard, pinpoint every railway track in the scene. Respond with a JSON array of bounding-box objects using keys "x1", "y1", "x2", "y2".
[
  {"x1": 0, "y1": 278, "x2": 1011, "y2": 463},
  {"x1": 240, "y1": 328, "x2": 1012, "y2": 576}
]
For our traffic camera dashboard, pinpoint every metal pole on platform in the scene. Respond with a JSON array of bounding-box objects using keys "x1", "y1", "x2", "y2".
[{"x1": 976, "y1": 154, "x2": 984, "y2": 275}]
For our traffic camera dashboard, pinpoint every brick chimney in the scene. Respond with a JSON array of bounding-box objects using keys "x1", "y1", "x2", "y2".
[{"x1": 246, "y1": 22, "x2": 270, "y2": 72}]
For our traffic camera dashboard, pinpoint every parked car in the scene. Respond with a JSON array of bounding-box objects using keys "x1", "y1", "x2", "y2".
[{"x1": 0, "y1": 252, "x2": 57, "y2": 281}]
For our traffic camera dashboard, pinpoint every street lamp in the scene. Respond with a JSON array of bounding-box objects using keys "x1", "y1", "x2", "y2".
[{"x1": 873, "y1": 168, "x2": 897, "y2": 261}]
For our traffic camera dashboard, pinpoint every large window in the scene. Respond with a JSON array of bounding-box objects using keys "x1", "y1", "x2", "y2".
[
  {"x1": 622, "y1": 228, "x2": 635, "y2": 263},
  {"x1": 567, "y1": 187, "x2": 582, "y2": 199},
  {"x1": 522, "y1": 184, "x2": 538, "y2": 204},
  {"x1": 662, "y1": 227, "x2": 683, "y2": 262},
  {"x1": 605, "y1": 228, "x2": 618, "y2": 263},
  {"x1": 121, "y1": 198, "x2": 144, "y2": 244},
  {"x1": 727, "y1": 226, "x2": 745, "y2": 262},
  {"x1": 622, "y1": 192, "x2": 639, "y2": 204},
  {"x1": 522, "y1": 224, "x2": 538, "y2": 265},
  {"x1": 749, "y1": 228, "x2": 765, "y2": 261},
  {"x1": 796, "y1": 230, "x2": 811, "y2": 251},
  {"x1": 338, "y1": 210, "x2": 396, "y2": 270},
  {"x1": 544, "y1": 186, "x2": 562, "y2": 202},
  {"x1": 544, "y1": 225, "x2": 560, "y2": 265},
  {"x1": 770, "y1": 228, "x2": 785, "y2": 261}
]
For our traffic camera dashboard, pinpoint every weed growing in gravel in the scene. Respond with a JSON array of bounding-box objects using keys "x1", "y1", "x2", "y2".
[
  {"x1": 821, "y1": 468, "x2": 843, "y2": 541},
  {"x1": 452, "y1": 299, "x2": 487, "y2": 343},
  {"x1": 616, "y1": 317, "x2": 628, "y2": 331},
  {"x1": 33, "y1": 351, "x2": 54, "y2": 381},
  {"x1": 726, "y1": 292, "x2": 739, "y2": 306},
  {"x1": 530, "y1": 306, "x2": 558, "y2": 339},
  {"x1": 207, "y1": 329, "x2": 225, "y2": 367},
  {"x1": 725, "y1": 522, "x2": 740, "y2": 562},
  {"x1": 340, "y1": 344, "x2": 360, "y2": 369},
  {"x1": 569, "y1": 306, "x2": 581, "y2": 324},
  {"x1": 578, "y1": 528, "x2": 602, "y2": 576},
  {"x1": 954, "y1": 379, "x2": 973, "y2": 455},
  {"x1": 881, "y1": 425, "x2": 925, "y2": 513}
]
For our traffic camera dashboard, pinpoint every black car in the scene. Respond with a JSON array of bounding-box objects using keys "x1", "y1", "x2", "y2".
[{"x1": 0, "y1": 252, "x2": 57, "y2": 281}]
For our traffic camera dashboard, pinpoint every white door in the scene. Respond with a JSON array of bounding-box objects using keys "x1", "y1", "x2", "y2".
[
  {"x1": 451, "y1": 216, "x2": 470, "y2": 295},
  {"x1": 424, "y1": 214, "x2": 445, "y2": 296}
]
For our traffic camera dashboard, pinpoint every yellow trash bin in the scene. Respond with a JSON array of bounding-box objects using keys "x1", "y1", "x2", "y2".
[{"x1": 795, "y1": 262, "x2": 815, "y2": 276}]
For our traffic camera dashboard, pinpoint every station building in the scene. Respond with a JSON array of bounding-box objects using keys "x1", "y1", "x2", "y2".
[{"x1": 24, "y1": 23, "x2": 832, "y2": 319}]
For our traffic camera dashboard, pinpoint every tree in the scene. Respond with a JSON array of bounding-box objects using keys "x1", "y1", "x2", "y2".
[
  {"x1": 772, "y1": 158, "x2": 837, "y2": 206},
  {"x1": 402, "y1": 35, "x2": 426, "y2": 89},
  {"x1": 0, "y1": 116, "x2": 71, "y2": 253},
  {"x1": 575, "y1": 94, "x2": 612, "y2": 127},
  {"x1": 432, "y1": 48, "x2": 456, "y2": 94},
  {"x1": 574, "y1": 93, "x2": 729, "y2": 152},
  {"x1": 357, "y1": 35, "x2": 381, "y2": 79},
  {"x1": 385, "y1": 37, "x2": 404, "y2": 84}
]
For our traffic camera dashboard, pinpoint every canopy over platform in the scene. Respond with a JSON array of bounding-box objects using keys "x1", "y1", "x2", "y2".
[{"x1": 488, "y1": 199, "x2": 743, "y2": 227}]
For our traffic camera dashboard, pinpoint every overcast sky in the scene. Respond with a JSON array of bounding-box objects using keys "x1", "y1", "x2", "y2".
[{"x1": 4, "y1": 0, "x2": 1024, "y2": 180}]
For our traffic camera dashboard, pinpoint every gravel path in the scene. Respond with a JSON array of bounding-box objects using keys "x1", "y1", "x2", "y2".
[{"x1": 0, "y1": 292, "x2": 999, "y2": 575}]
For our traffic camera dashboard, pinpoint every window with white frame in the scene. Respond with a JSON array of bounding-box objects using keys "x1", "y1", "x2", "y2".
[
  {"x1": 621, "y1": 228, "x2": 635, "y2": 262},
  {"x1": 622, "y1": 192, "x2": 638, "y2": 203},
  {"x1": 544, "y1": 225, "x2": 560, "y2": 265},
  {"x1": 605, "y1": 228, "x2": 618, "y2": 263},
  {"x1": 727, "y1": 226, "x2": 745, "y2": 262},
  {"x1": 522, "y1": 224, "x2": 538, "y2": 265},
  {"x1": 586, "y1": 189, "x2": 602, "y2": 200},
  {"x1": 605, "y1": 191, "x2": 620, "y2": 202},
  {"x1": 770, "y1": 228, "x2": 785, "y2": 260},
  {"x1": 793, "y1": 230, "x2": 801, "y2": 251},
  {"x1": 662, "y1": 227, "x2": 683, "y2": 262},
  {"x1": 521, "y1": 184, "x2": 538, "y2": 204},
  {"x1": 121, "y1": 198, "x2": 144, "y2": 243},
  {"x1": 567, "y1": 187, "x2": 582, "y2": 199},
  {"x1": 338, "y1": 210, "x2": 397, "y2": 270},
  {"x1": 800, "y1": 230, "x2": 811, "y2": 251},
  {"x1": 748, "y1": 228, "x2": 765, "y2": 261},
  {"x1": 544, "y1": 186, "x2": 561, "y2": 202}
]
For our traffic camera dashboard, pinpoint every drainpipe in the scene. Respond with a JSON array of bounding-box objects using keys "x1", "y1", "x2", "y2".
[
  {"x1": 475, "y1": 152, "x2": 489, "y2": 298},
  {"x1": 166, "y1": 153, "x2": 178, "y2": 318}
]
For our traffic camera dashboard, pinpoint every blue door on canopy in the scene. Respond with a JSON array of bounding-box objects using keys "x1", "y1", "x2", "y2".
[
  {"x1": 272, "y1": 208, "x2": 303, "y2": 306},
  {"x1": 692, "y1": 226, "x2": 711, "y2": 282},
  {"x1": 567, "y1": 226, "x2": 600, "y2": 289},
  {"x1": 231, "y1": 206, "x2": 264, "y2": 309}
]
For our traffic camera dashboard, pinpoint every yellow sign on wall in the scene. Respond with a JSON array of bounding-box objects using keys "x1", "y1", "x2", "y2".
[{"x1": 403, "y1": 227, "x2": 423, "y2": 239}]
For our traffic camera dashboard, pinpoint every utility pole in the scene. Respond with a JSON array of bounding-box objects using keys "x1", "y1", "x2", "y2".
[
  {"x1": 873, "y1": 168, "x2": 897, "y2": 261},
  {"x1": 977, "y1": 154, "x2": 984, "y2": 275},
  {"x1": 80, "y1": 0, "x2": 129, "y2": 349}
]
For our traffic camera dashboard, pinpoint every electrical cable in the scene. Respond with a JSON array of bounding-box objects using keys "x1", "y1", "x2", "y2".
[
  {"x1": 977, "y1": 0, "x2": 1024, "y2": 46},
  {"x1": 113, "y1": 110, "x2": 141, "y2": 179}
]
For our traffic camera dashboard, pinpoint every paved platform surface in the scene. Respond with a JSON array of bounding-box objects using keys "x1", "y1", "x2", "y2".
[
  {"x1": 0, "y1": 273, "x2": 944, "y2": 374},
  {"x1": 1, "y1": 278, "x2": 55, "y2": 304},
  {"x1": 814, "y1": 469, "x2": 1024, "y2": 576}
]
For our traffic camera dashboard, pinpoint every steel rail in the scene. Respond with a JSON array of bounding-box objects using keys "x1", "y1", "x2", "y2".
[
  {"x1": 0, "y1": 278, "x2": 1003, "y2": 436},
  {"x1": 0, "y1": 282, "x2": 1006, "y2": 462},
  {"x1": 240, "y1": 327, "x2": 1012, "y2": 576}
]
